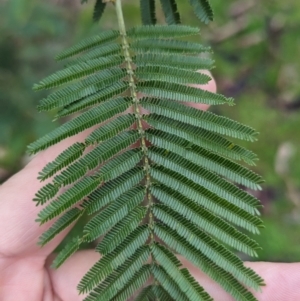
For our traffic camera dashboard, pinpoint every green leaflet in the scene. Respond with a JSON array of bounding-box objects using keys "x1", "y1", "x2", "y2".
[
  {"x1": 84, "y1": 252, "x2": 150, "y2": 301},
  {"x1": 83, "y1": 186, "x2": 146, "y2": 242},
  {"x1": 132, "y1": 39, "x2": 211, "y2": 55},
  {"x1": 151, "y1": 243, "x2": 212, "y2": 301},
  {"x1": 110, "y1": 265, "x2": 152, "y2": 301},
  {"x1": 127, "y1": 25, "x2": 200, "y2": 39},
  {"x1": 52, "y1": 236, "x2": 81, "y2": 268},
  {"x1": 151, "y1": 265, "x2": 191, "y2": 301},
  {"x1": 56, "y1": 25, "x2": 199, "y2": 60},
  {"x1": 56, "y1": 30, "x2": 119, "y2": 60},
  {"x1": 78, "y1": 239, "x2": 150, "y2": 293},
  {"x1": 94, "y1": 149, "x2": 143, "y2": 182},
  {"x1": 38, "y1": 142, "x2": 85, "y2": 181},
  {"x1": 148, "y1": 147, "x2": 261, "y2": 213},
  {"x1": 38, "y1": 67, "x2": 127, "y2": 112},
  {"x1": 140, "y1": 0, "x2": 156, "y2": 25},
  {"x1": 134, "y1": 286, "x2": 156, "y2": 301},
  {"x1": 33, "y1": 183, "x2": 59, "y2": 206},
  {"x1": 151, "y1": 191, "x2": 260, "y2": 256},
  {"x1": 147, "y1": 124, "x2": 263, "y2": 190},
  {"x1": 31, "y1": 10, "x2": 264, "y2": 301},
  {"x1": 151, "y1": 165, "x2": 263, "y2": 233},
  {"x1": 108, "y1": 267, "x2": 151, "y2": 301},
  {"x1": 96, "y1": 206, "x2": 148, "y2": 254},
  {"x1": 40, "y1": 154, "x2": 143, "y2": 224},
  {"x1": 146, "y1": 130, "x2": 260, "y2": 185},
  {"x1": 55, "y1": 82, "x2": 128, "y2": 118},
  {"x1": 85, "y1": 114, "x2": 135, "y2": 145},
  {"x1": 136, "y1": 66, "x2": 211, "y2": 85},
  {"x1": 147, "y1": 120, "x2": 238, "y2": 163},
  {"x1": 66, "y1": 43, "x2": 122, "y2": 66},
  {"x1": 53, "y1": 131, "x2": 140, "y2": 186},
  {"x1": 151, "y1": 285, "x2": 174, "y2": 301},
  {"x1": 93, "y1": 0, "x2": 107, "y2": 22},
  {"x1": 159, "y1": 0, "x2": 181, "y2": 25},
  {"x1": 154, "y1": 225, "x2": 261, "y2": 301},
  {"x1": 37, "y1": 176, "x2": 101, "y2": 224},
  {"x1": 142, "y1": 98, "x2": 258, "y2": 141},
  {"x1": 134, "y1": 52, "x2": 215, "y2": 70},
  {"x1": 154, "y1": 220, "x2": 260, "y2": 289},
  {"x1": 189, "y1": 0, "x2": 214, "y2": 24},
  {"x1": 138, "y1": 81, "x2": 233, "y2": 105},
  {"x1": 83, "y1": 167, "x2": 144, "y2": 215},
  {"x1": 28, "y1": 97, "x2": 131, "y2": 154},
  {"x1": 146, "y1": 116, "x2": 260, "y2": 169},
  {"x1": 34, "y1": 55, "x2": 124, "y2": 90},
  {"x1": 38, "y1": 208, "x2": 83, "y2": 246}
]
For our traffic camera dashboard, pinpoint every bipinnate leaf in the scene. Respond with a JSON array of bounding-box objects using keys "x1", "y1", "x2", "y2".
[{"x1": 31, "y1": 6, "x2": 264, "y2": 300}]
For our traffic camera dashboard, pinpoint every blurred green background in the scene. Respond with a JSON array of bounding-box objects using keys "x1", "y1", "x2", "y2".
[{"x1": 0, "y1": 0, "x2": 300, "y2": 262}]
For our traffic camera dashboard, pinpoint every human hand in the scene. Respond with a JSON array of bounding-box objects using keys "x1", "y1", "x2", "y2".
[{"x1": 0, "y1": 76, "x2": 299, "y2": 301}]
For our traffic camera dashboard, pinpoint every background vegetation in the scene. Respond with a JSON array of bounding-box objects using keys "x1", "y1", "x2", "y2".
[{"x1": 1, "y1": 0, "x2": 300, "y2": 262}]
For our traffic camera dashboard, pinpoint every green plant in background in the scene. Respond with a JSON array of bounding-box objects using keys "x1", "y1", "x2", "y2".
[
  {"x1": 0, "y1": 0, "x2": 67, "y2": 172},
  {"x1": 28, "y1": 0, "x2": 265, "y2": 300}
]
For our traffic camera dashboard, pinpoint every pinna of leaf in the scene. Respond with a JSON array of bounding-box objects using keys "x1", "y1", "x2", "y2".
[{"x1": 29, "y1": 0, "x2": 265, "y2": 300}]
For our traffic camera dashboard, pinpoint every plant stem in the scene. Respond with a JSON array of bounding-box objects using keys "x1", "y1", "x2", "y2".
[{"x1": 114, "y1": 0, "x2": 155, "y2": 242}]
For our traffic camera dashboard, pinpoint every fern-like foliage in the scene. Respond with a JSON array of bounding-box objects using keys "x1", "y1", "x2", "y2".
[
  {"x1": 84, "y1": 0, "x2": 213, "y2": 25},
  {"x1": 93, "y1": 0, "x2": 107, "y2": 22},
  {"x1": 30, "y1": 1, "x2": 264, "y2": 300}
]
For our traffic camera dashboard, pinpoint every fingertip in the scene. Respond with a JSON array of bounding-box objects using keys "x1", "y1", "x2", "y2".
[
  {"x1": 196, "y1": 70, "x2": 217, "y2": 93},
  {"x1": 186, "y1": 71, "x2": 217, "y2": 111},
  {"x1": 204, "y1": 71, "x2": 217, "y2": 93},
  {"x1": 47, "y1": 250, "x2": 100, "y2": 301}
]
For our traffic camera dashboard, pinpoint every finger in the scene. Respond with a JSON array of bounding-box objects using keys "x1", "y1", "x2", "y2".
[
  {"x1": 47, "y1": 250, "x2": 99, "y2": 301},
  {"x1": 0, "y1": 128, "x2": 95, "y2": 259},
  {"x1": 187, "y1": 70, "x2": 217, "y2": 111},
  {"x1": 48, "y1": 250, "x2": 300, "y2": 301},
  {"x1": 182, "y1": 258, "x2": 300, "y2": 301},
  {"x1": 245, "y1": 261, "x2": 300, "y2": 301}
]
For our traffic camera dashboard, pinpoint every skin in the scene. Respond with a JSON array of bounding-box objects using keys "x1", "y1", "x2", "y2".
[{"x1": 0, "y1": 76, "x2": 300, "y2": 301}]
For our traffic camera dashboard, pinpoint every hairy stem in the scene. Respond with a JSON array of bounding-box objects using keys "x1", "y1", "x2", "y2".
[{"x1": 114, "y1": 0, "x2": 155, "y2": 242}]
